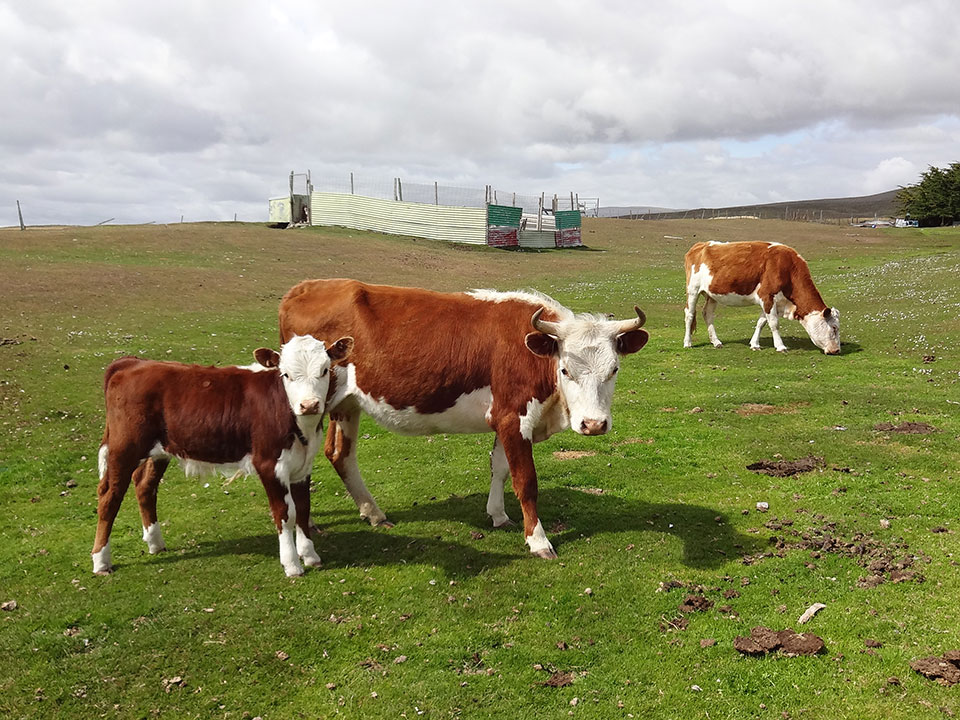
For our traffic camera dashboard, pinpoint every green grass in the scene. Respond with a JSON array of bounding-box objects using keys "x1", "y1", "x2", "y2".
[{"x1": 1, "y1": 220, "x2": 958, "y2": 719}]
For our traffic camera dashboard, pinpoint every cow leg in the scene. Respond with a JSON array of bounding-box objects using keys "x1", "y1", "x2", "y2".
[
  {"x1": 92, "y1": 442, "x2": 140, "y2": 574},
  {"x1": 134, "y1": 457, "x2": 169, "y2": 554},
  {"x1": 703, "y1": 297, "x2": 722, "y2": 347},
  {"x1": 486, "y1": 436, "x2": 514, "y2": 528},
  {"x1": 683, "y1": 291, "x2": 698, "y2": 347},
  {"x1": 497, "y1": 423, "x2": 556, "y2": 559},
  {"x1": 763, "y1": 305, "x2": 788, "y2": 351},
  {"x1": 324, "y1": 408, "x2": 392, "y2": 527},
  {"x1": 290, "y1": 478, "x2": 322, "y2": 568},
  {"x1": 255, "y1": 459, "x2": 304, "y2": 577},
  {"x1": 750, "y1": 314, "x2": 767, "y2": 350}
]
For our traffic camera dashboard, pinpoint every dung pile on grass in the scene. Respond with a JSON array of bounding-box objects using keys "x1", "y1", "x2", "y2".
[
  {"x1": 734, "y1": 626, "x2": 825, "y2": 656},
  {"x1": 910, "y1": 652, "x2": 960, "y2": 686}
]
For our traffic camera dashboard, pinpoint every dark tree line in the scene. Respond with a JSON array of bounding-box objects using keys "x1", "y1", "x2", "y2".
[{"x1": 896, "y1": 162, "x2": 960, "y2": 226}]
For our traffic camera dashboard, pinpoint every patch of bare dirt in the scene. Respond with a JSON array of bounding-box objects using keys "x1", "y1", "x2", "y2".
[
  {"x1": 746, "y1": 456, "x2": 824, "y2": 477},
  {"x1": 678, "y1": 594, "x2": 714, "y2": 614},
  {"x1": 747, "y1": 519, "x2": 927, "y2": 588},
  {"x1": 735, "y1": 402, "x2": 808, "y2": 417},
  {"x1": 734, "y1": 627, "x2": 825, "y2": 656},
  {"x1": 553, "y1": 450, "x2": 597, "y2": 460},
  {"x1": 874, "y1": 421, "x2": 937, "y2": 434},
  {"x1": 910, "y1": 652, "x2": 960, "y2": 686}
]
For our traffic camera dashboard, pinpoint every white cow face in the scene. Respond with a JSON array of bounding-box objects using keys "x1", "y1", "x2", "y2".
[
  {"x1": 800, "y1": 308, "x2": 841, "y2": 355},
  {"x1": 255, "y1": 334, "x2": 354, "y2": 416},
  {"x1": 525, "y1": 308, "x2": 649, "y2": 436}
]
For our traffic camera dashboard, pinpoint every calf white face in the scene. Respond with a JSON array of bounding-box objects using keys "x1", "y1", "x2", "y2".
[
  {"x1": 526, "y1": 308, "x2": 649, "y2": 436},
  {"x1": 800, "y1": 308, "x2": 840, "y2": 355},
  {"x1": 255, "y1": 334, "x2": 354, "y2": 416}
]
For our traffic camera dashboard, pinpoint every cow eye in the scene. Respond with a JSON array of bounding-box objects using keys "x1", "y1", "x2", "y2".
[
  {"x1": 560, "y1": 367, "x2": 569, "y2": 377},
  {"x1": 321, "y1": 368, "x2": 328, "y2": 377},
  {"x1": 280, "y1": 372, "x2": 289, "y2": 379}
]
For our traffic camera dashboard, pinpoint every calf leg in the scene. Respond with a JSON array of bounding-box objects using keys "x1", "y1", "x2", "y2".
[
  {"x1": 324, "y1": 408, "x2": 391, "y2": 527},
  {"x1": 496, "y1": 419, "x2": 556, "y2": 559},
  {"x1": 290, "y1": 479, "x2": 322, "y2": 568},
  {"x1": 134, "y1": 458, "x2": 169, "y2": 554},
  {"x1": 255, "y1": 458, "x2": 303, "y2": 577},
  {"x1": 703, "y1": 297, "x2": 722, "y2": 347},
  {"x1": 92, "y1": 443, "x2": 141, "y2": 574},
  {"x1": 486, "y1": 436, "x2": 513, "y2": 528},
  {"x1": 750, "y1": 314, "x2": 767, "y2": 350},
  {"x1": 683, "y1": 291, "x2": 699, "y2": 347}
]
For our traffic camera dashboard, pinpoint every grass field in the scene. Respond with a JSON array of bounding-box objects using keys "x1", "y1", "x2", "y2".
[{"x1": 1, "y1": 218, "x2": 958, "y2": 719}]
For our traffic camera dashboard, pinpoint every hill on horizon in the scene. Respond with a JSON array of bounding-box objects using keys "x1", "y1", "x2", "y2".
[{"x1": 603, "y1": 189, "x2": 900, "y2": 221}]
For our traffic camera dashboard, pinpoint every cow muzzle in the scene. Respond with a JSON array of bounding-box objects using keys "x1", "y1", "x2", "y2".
[
  {"x1": 298, "y1": 397, "x2": 322, "y2": 415},
  {"x1": 579, "y1": 418, "x2": 608, "y2": 436}
]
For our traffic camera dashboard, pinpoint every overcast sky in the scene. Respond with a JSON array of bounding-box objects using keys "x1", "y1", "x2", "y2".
[{"x1": 3, "y1": 0, "x2": 959, "y2": 226}]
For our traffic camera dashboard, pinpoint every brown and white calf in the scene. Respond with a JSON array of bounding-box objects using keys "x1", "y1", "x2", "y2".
[
  {"x1": 92, "y1": 334, "x2": 353, "y2": 577},
  {"x1": 278, "y1": 279, "x2": 649, "y2": 559},
  {"x1": 683, "y1": 241, "x2": 840, "y2": 354}
]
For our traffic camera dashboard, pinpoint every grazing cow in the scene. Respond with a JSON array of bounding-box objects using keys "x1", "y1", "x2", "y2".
[
  {"x1": 92, "y1": 334, "x2": 353, "y2": 577},
  {"x1": 278, "y1": 279, "x2": 649, "y2": 559},
  {"x1": 683, "y1": 241, "x2": 840, "y2": 354}
]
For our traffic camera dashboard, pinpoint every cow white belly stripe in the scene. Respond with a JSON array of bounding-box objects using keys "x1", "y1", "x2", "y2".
[{"x1": 347, "y1": 365, "x2": 494, "y2": 435}]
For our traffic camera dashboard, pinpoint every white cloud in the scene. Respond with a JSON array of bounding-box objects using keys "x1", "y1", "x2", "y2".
[{"x1": 2, "y1": 0, "x2": 959, "y2": 225}]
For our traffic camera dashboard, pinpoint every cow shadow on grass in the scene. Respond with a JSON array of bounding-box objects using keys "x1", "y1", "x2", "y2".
[
  {"x1": 146, "y1": 525, "x2": 520, "y2": 578},
  {"x1": 689, "y1": 336, "x2": 863, "y2": 355},
  {"x1": 146, "y1": 488, "x2": 761, "y2": 576},
  {"x1": 315, "y1": 487, "x2": 764, "y2": 571}
]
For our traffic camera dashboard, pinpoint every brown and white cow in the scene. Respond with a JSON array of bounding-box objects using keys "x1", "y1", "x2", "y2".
[
  {"x1": 278, "y1": 279, "x2": 649, "y2": 559},
  {"x1": 683, "y1": 241, "x2": 840, "y2": 354},
  {"x1": 92, "y1": 334, "x2": 353, "y2": 577}
]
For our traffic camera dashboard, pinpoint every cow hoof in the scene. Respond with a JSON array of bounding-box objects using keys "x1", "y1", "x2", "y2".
[
  {"x1": 376, "y1": 519, "x2": 395, "y2": 529},
  {"x1": 284, "y1": 567, "x2": 305, "y2": 578},
  {"x1": 93, "y1": 568, "x2": 114, "y2": 576},
  {"x1": 303, "y1": 556, "x2": 323, "y2": 569},
  {"x1": 776, "y1": 348, "x2": 789, "y2": 353},
  {"x1": 750, "y1": 345, "x2": 761, "y2": 351},
  {"x1": 712, "y1": 342, "x2": 723, "y2": 348},
  {"x1": 493, "y1": 518, "x2": 516, "y2": 529},
  {"x1": 532, "y1": 548, "x2": 558, "y2": 560}
]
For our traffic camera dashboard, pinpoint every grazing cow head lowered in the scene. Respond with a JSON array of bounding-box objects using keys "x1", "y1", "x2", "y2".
[
  {"x1": 525, "y1": 306, "x2": 649, "y2": 436},
  {"x1": 798, "y1": 307, "x2": 840, "y2": 355}
]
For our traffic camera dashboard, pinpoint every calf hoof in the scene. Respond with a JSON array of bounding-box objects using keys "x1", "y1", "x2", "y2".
[
  {"x1": 711, "y1": 342, "x2": 723, "y2": 348},
  {"x1": 376, "y1": 519, "x2": 395, "y2": 529},
  {"x1": 750, "y1": 345, "x2": 761, "y2": 351},
  {"x1": 284, "y1": 566, "x2": 305, "y2": 578},
  {"x1": 303, "y1": 556, "x2": 323, "y2": 569},
  {"x1": 531, "y1": 547, "x2": 559, "y2": 560},
  {"x1": 93, "y1": 567, "x2": 114, "y2": 576},
  {"x1": 492, "y1": 517, "x2": 516, "y2": 530},
  {"x1": 776, "y1": 348, "x2": 789, "y2": 353}
]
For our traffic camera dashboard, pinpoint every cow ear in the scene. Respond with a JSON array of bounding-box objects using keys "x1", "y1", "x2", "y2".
[
  {"x1": 254, "y1": 347, "x2": 280, "y2": 368},
  {"x1": 525, "y1": 332, "x2": 558, "y2": 357},
  {"x1": 822, "y1": 308, "x2": 831, "y2": 319},
  {"x1": 616, "y1": 329, "x2": 649, "y2": 356},
  {"x1": 327, "y1": 336, "x2": 354, "y2": 363},
  {"x1": 829, "y1": 307, "x2": 839, "y2": 319}
]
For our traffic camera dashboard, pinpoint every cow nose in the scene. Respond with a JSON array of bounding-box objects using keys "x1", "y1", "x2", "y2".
[
  {"x1": 299, "y1": 398, "x2": 321, "y2": 415},
  {"x1": 825, "y1": 347, "x2": 840, "y2": 355},
  {"x1": 580, "y1": 418, "x2": 608, "y2": 436}
]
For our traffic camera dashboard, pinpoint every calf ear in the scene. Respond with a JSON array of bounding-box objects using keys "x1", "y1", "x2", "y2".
[
  {"x1": 254, "y1": 347, "x2": 281, "y2": 368},
  {"x1": 525, "y1": 332, "x2": 558, "y2": 357},
  {"x1": 327, "y1": 336, "x2": 354, "y2": 363},
  {"x1": 616, "y1": 329, "x2": 649, "y2": 356}
]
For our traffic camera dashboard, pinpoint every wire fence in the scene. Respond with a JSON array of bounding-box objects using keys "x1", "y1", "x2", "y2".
[{"x1": 303, "y1": 172, "x2": 599, "y2": 217}]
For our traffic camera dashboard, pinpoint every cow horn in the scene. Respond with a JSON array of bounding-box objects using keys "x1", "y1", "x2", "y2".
[
  {"x1": 531, "y1": 307, "x2": 563, "y2": 336},
  {"x1": 613, "y1": 306, "x2": 646, "y2": 334}
]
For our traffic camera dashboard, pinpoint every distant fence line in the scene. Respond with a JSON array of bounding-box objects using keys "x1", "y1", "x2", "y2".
[{"x1": 611, "y1": 205, "x2": 895, "y2": 225}]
